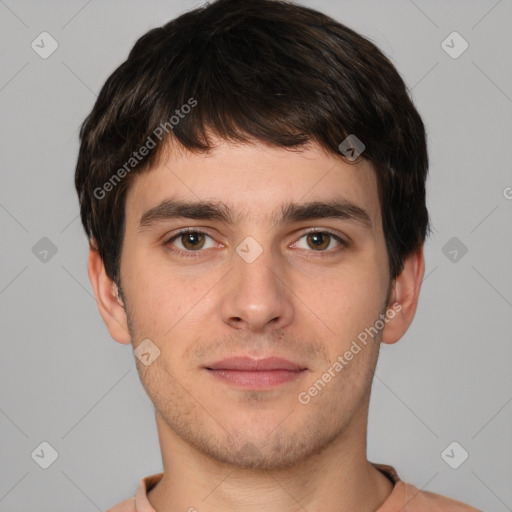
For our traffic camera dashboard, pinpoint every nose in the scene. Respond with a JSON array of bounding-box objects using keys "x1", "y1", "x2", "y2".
[{"x1": 219, "y1": 243, "x2": 295, "y2": 333}]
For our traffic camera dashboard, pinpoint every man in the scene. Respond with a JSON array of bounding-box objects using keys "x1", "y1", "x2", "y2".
[{"x1": 75, "y1": 0, "x2": 481, "y2": 510}]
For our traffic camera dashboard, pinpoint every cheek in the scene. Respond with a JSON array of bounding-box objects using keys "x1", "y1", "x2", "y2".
[
  {"x1": 123, "y1": 275, "x2": 178, "y2": 343},
  {"x1": 311, "y1": 263, "x2": 385, "y2": 325},
  {"x1": 137, "y1": 358, "x2": 191, "y2": 421},
  {"x1": 305, "y1": 264, "x2": 388, "y2": 358}
]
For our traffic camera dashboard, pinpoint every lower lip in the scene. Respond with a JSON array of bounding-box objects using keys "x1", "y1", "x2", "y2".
[{"x1": 206, "y1": 369, "x2": 307, "y2": 389}]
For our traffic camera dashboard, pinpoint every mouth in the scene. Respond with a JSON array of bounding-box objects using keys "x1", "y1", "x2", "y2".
[{"x1": 204, "y1": 356, "x2": 308, "y2": 390}]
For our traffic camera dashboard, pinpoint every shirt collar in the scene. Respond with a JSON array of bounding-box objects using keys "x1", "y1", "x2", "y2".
[{"x1": 134, "y1": 462, "x2": 401, "y2": 511}]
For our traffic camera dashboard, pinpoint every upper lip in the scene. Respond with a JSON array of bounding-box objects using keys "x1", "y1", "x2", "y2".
[{"x1": 205, "y1": 356, "x2": 306, "y2": 371}]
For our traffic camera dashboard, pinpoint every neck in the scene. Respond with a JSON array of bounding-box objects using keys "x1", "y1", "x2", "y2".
[{"x1": 147, "y1": 407, "x2": 393, "y2": 512}]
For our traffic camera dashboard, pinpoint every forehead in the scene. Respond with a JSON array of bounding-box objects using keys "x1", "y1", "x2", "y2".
[{"x1": 124, "y1": 139, "x2": 381, "y2": 228}]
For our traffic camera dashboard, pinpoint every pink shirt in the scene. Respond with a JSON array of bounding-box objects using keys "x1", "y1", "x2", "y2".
[{"x1": 106, "y1": 463, "x2": 481, "y2": 512}]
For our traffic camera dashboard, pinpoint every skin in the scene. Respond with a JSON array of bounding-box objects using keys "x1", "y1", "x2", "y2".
[{"x1": 89, "y1": 137, "x2": 424, "y2": 512}]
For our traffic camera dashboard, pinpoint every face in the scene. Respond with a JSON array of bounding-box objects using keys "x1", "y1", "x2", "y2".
[{"x1": 117, "y1": 138, "x2": 394, "y2": 470}]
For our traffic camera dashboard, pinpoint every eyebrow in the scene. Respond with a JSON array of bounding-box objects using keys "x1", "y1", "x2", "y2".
[{"x1": 138, "y1": 198, "x2": 373, "y2": 231}]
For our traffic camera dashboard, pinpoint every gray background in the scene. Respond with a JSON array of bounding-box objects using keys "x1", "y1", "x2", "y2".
[{"x1": 1, "y1": 0, "x2": 511, "y2": 510}]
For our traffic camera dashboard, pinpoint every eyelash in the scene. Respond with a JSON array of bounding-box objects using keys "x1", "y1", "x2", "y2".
[{"x1": 164, "y1": 227, "x2": 348, "y2": 258}]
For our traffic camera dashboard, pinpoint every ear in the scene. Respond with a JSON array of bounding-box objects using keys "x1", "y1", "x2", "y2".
[
  {"x1": 381, "y1": 244, "x2": 425, "y2": 345},
  {"x1": 87, "y1": 244, "x2": 131, "y2": 345}
]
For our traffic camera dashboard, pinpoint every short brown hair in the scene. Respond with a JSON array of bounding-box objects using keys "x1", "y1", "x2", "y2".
[{"x1": 75, "y1": 0, "x2": 430, "y2": 288}]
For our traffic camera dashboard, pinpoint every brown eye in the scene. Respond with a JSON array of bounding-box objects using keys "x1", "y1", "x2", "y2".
[
  {"x1": 292, "y1": 230, "x2": 346, "y2": 252},
  {"x1": 180, "y1": 231, "x2": 206, "y2": 250},
  {"x1": 165, "y1": 230, "x2": 216, "y2": 253},
  {"x1": 306, "y1": 232, "x2": 330, "y2": 250}
]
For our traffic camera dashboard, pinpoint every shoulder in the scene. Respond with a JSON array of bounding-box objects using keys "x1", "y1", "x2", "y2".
[
  {"x1": 372, "y1": 463, "x2": 481, "y2": 512},
  {"x1": 105, "y1": 473, "x2": 163, "y2": 512},
  {"x1": 393, "y1": 480, "x2": 482, "y2": 511}
]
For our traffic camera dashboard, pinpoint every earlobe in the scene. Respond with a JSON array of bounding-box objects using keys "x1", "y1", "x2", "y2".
[
  {"x1": 87, "y1": 245, "x2": 132, "y2": 345},
  {"x1": 381, "y1": 244, "x2": 425, "y2": 345}
]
